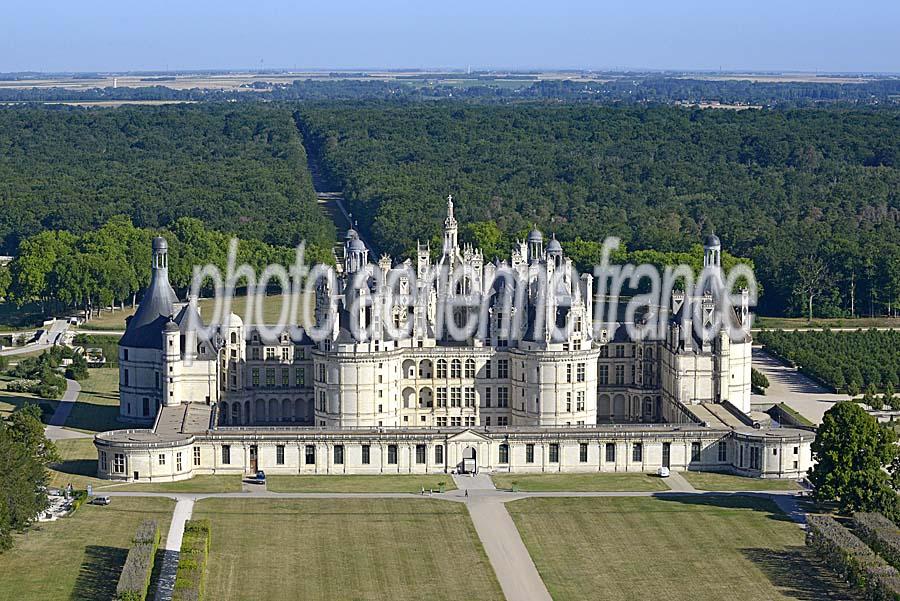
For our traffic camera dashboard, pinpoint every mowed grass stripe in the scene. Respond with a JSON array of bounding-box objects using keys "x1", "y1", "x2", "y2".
[
  {"x1": 193, "y1": 498, "x2": 503, "y2": 601},
  {"x1": 507, "y1": 496, "x2": 858, "y2": 601}
]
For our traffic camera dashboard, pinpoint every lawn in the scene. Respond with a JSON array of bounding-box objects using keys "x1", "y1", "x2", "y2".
[
  {"x1": 267, "y1": 474, "x2": 456, "y2": 493},
  {"x1": 112, "y1": 475, "x2": 243, "y2": 493},
  {"x1": 65, "y1": 367, "x2": 122, "y2": 433},
  {"x1": 507, "y1": 496, "x2": 858, "y2": 601},
  {"x1": 79, "y1": 293, "x2": 303, "y2": 330},
  {"x1": 48, "y1": 438, "x2": 107, "y2": 490},
  {"x1": 193, "y1": 498, "x2": 503, "y2": 601},
  {"x1": 754, "y1": 315, "x2": 900, "y2": 330},
  {"x1": 0, "y1": 496, "x2": 174, "y2": 601},
  {"x1": 681, "y1": 472, "x2": 801, "y2": 491},
  {"x1": 491, "y1": 472, "x2": 670, "y2": 492}
]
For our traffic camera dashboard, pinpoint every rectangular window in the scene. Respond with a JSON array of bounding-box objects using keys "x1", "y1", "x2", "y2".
[
  {"x1": 251, "y1": 368, "x2": 260, "y2": 387},
  {"x1": 221, "y1": 445, "x2": 231, "y2": 465},
  {"x1": 176, "y1": 452, "x2": 183, "y2": 472},
  {"x1": 282, "y1": 346, "x2": 290, "y2": 361},
  {"x1": 295, "y1": 367, "x2": 305, "y2": 387},
  {"x1": 549, "y1": 443, "x2": 560, "y2": 463},
  {"x1": 451, "y1": 387, "x2": 461, "y2": 408},
  {"x1": 437, "y1": 417, "x2": 447, "y2": 427},
  {"x1": 579, "y1": 443, "x2": 588, "y2": 463},
  {"x1": 484, "y1": 388, "x2": 492, "y2": 407},
  {"x1": 615, "y1": 365, "x2": 625, "y2": 385},
  {"x1": 281, "y1": 368, "x2": 289, "y2": 386},
  {"x1": 499, "y1": 444, "x2": 509, "y2": 464},
  {"x1": 718, "y1": 441, "x2": 727, "y2": 462},
  {"x1": 265, "y1": 347, "x2": 275, "y2": 360},
  {"x1": 576, "y1": 391, "x2": 585, "y2": 412},
  {"x1": 100, "y1": 451, "x2": 108, "y2": 472},
  {"x1": 605, "y1": 443, "x2": 615, "y2": 462},
  {"x1": 566, "y1": 392, "x2": 572, "y2": 412},
  {"x1": 497, "y1": 387, "x2": 509, "y2": 408},
  {"x1": 616, "y1": 345, "x2": 625, "y2": 358},
  {"x1": 497, "y1": 359, "x2": 509, "y2": 379},
  {"x1": 123, "y1": 369, "x2": 129, "y2": 386},
  {"x1": 251, "y1": 346, "x2": 260, "y2": 360},
  {"x1": 143, "y1": 397, "x2": 150, "y2": 417},
  {"x1": 387, "y1": 444, "x2": 398, "y2": 464},
  {"x1": 526, "y1": 444, "x2": 535, "y2": 463},
  {"x1": 465, "y1": 387, "x2": 475, "y2": 407},
  {"x1": 276, "y1": 445, "x2": 285, "y2": 465},
  {"x1": 451, "y1": 416, "x2": 462, "y2": 427},
  {"x1": 599, "y1": 365, "x2": 609, "y2": 385},
  {"x1": 437, "y1": 387, "x2": 447, "y2": 408},
  {"x1": 416, "y1": 444, "x2": 426, "y2": 464},
  {"x1": 334, "y1": 445, "x2": 344, "y2": 465},
  {"x1": 435, "y1": 444, "x2": 444, "y2": 465},
  {"x1": 632, "y1": 443, "x2": 643, "y2": 462},
  {"x1": 691, "y1": 441, "x2": 701, "y2": 462},
  {"x1": 497, "y1": 416, "x2": 509, "y2": 426},
  {"x1": 362, "y1": 444, "x2": 371, "y2": 464},
  {"x1": 265, "y1": 368, "x2": 275, "y2": 387},
  {"x1": 305, "y1": 445, "x2": 316, "y2": 465},
  {"x1": 193, "y1": 446, "x2": 201, "y2": 467},
  {"x1": 577, "y1": 363, "x2": 585, "y2": 382},
  {"x1": 566, "y1": 364, "x2": 572, "y2": 383},
  {"x1": 158, "y1": 453, "x2": 166, "y2": 466},
  {"x1": 485, "y1": 361, "x2": 492, "y2": 379}
]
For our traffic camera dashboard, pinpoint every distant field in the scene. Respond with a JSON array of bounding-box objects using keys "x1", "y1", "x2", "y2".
[
  {"x1": 755, "y1": 316, "x2": 900, "y2": 330},
  {"x1": 490, "y1": 472, "x2": 669, "y2": 492},
  {"x1": 194, "y1": 498, "x2": 503, "y2": 601},
  {"x1": 267, "y1": 474, "x2": 455, "y2": 493},
  {"x1": 79, "y1": 293, "x2": 305, "y2": 330},
  {"x1": 681, "y1": 472, "x2": 801, "y2": 491},
  {"x1": 508, "y1": 496, "x2": 857, "y2": 601},
  {"x1": 0, "y1": 497, "x2": 174, "y2": 601}
]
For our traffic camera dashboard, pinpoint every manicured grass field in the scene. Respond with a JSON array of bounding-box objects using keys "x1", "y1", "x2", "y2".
[
  {"x1": 194, "y1": 498, "x2": 503, "y2": 601},
  {"x1": 507, "y1": 496, "x2": 858, "y2": 601},
  {"x1": 491, "y1": 472, "x2": 670, "y2": 492},
  {"x1": 0, "y1": 496, "x2": 174, "y2": 601},
  {"x1": 755, "y1": 316, "x2": 900, "y2": 330},
  {"x1": 267, "y1": 474, "x2": 456, "y2": 493},
  {"x1": 681, "y1": 472, "x2": 801, "y2": 491},
  {"x1": 113, "y1": 475, "x2": 244, "y2": 493},
  {"x1": 66, "y1": 367, "x2": 122, "y2": 433},
  {"x1": 48, "y1": 438, "x2": 107, "y2": 490},
  {"x1": 79, "y1": 293, "x2": 303, "y2": 330}
]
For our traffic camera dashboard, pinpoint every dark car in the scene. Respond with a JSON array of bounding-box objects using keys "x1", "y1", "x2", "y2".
[{"x1": 255, "y1": 470, "x2": 266, "y2": 484}]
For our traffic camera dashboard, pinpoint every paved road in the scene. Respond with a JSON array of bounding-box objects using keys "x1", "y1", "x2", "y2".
[
  {"x1": 154, "y1": 497, "x2": 195, "y2": 601},
  {"x1": 752, "y1": 347, "x2": 847, "y2": 424},
  {"x1": 43, "y1": 378, "x2": 93, "y2": 441},
  {"x1": 453, "y1": 474, "x2": 552, "y2": 601}
]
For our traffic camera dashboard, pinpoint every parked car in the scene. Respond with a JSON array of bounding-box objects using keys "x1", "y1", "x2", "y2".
[
  {"x1": 254, "y1": 470, "x2": 266, "y2": 484},
  {"x1": 90, "y1": 496, "x2": 111, "y2": 506},
  {"x1": 657, "y1": 467, "x2": 671, "y2": 478}
]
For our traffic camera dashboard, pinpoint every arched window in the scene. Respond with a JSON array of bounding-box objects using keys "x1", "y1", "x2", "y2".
[
  {"x1": 499, "y1": 443, "x2": 509, "y2": 464},
  {"x1": 465, "y1": 359, "x2": 476, "y2": 378},
  {"x1": 451, "y1": 359, "x2": 461, "y2": 378},
  {"x1": 230, "y1": 332, "x2": 237, "y2": 344},
  {"x1": 437, "y1": 359, "x2": 447, "y2": 378}
]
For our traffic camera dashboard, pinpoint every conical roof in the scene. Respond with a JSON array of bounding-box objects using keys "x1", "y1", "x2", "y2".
[{"x1": 120, "y1": 238, "x2": 179, "y2": 349}]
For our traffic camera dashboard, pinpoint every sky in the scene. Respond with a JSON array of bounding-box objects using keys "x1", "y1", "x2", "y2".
[{"x1": 2, "y1": 0, "x2": 898, "y2": 74}]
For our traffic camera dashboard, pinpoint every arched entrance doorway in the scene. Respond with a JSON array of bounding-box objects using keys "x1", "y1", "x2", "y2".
[{"x1": 461, "y1": 446, "x2": 477, "y2": 474}]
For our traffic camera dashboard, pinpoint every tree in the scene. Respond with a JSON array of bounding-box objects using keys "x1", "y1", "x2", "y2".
[
  {"x1": 0, "y1": 404, "x2": 58, "y2": 551},
  {"x1": 792, "y1": 255, "x2": 831, "y2": 322},
  {"x1": 809, "y1": 402, "x2": 900, "y2": 518}
]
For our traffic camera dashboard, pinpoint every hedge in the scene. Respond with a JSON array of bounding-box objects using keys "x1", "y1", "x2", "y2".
[
  {"x1": 173, "y1": 519, "x2": 211, "y2": 601},
  {"x1": 115, "y1": 519, "x2": 161, "y2": 601},
  {"x1": 807, "y1": 514, "x2": 900, "y2": 600},
  {"x1": 855, "y1": 513, "x2": 900, "y2": 572}
]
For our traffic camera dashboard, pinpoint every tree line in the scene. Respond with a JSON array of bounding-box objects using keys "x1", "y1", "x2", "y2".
[
  {"x1": 0, "y1": 104, "x2": 334, "y2": 254},
  {"x1": 297, "y1": 103, "x2": 900, "y2": 317},
  {"x1": 1, "y1": 216, "x2": 332, "y2": 317}
]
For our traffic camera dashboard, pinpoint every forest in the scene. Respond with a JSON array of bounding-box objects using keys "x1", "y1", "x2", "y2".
[
  {"x1": 297, "y1": 103, "x2": 900, "y2": 317},
  {"x1": 0, "y1": 104, "x2": 334, "y2": 253},
  {"x1": 756, "y1": 329, "x2": 900, "y2": 395}
]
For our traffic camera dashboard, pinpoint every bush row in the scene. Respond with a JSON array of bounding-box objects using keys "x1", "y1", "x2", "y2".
[
  {"x1": 115, "y1": 519, "x2": 160, "y2": 601},
  {"x1": 173, "y1": 519, "x2": 211, "y2": 601},
  {"x1": 806, "y1": 514, "x2": 900, "y2": 600},
  {"x1": 855, "y1": 513, "x2": 900, "y2": 572}
]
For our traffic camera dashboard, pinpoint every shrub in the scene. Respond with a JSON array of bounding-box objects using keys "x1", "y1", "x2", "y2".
[
  {"x1": 855, "y1": 513, "x2": 900, "y2": 572},
  {"x1": 115, "y1": 520, "x2": 160, "y2": 601},
  {"x1": 68, "y1": 490, "x2": 88, "y2": 514},
  {"x1": 806, "y1": 514, "x2": 900, "y2": 600},
  {"x1": 751, "y1": 368, "x2": 770, "y2": 395},
  {"x1": 173, "y1": 519, "x2": 210, "y2": 601}
]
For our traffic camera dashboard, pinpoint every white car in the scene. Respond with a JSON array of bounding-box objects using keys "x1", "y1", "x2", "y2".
[{"x1": 657, "y1": 467, "x2": 671, "y2": 478}]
